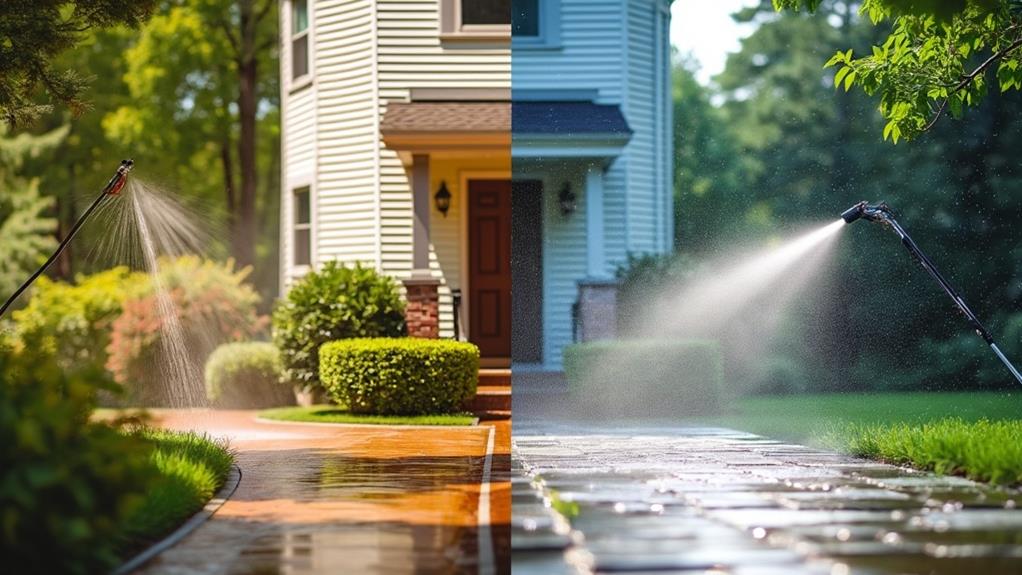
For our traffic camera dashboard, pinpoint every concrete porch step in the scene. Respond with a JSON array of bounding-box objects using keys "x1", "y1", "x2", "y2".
[
  {"x1": 478, "y1": 368, "x2": 511, "y2": 388},
  {"x1": 465, "y1": 385, "x2": 511, "y2": 414}
]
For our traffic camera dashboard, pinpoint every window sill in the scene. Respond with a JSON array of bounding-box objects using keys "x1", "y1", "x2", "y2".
[
  {"x1": 512, "y1": 38, "x2": 562, "y2": 50},
  {"x1": 439, "y1": 32, "x2": 510, "y2": 44},
  {"x1": 288, "y1": 76, "x2": 313, "y2": 95}
]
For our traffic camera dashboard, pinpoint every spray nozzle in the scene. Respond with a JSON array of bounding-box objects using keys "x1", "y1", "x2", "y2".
[
  {"x1": 106, "y1": 159, "x2": 134, "y2": 195},
  {"x1": 841, "y1": 201, "x2": 893, "y2": 224}
]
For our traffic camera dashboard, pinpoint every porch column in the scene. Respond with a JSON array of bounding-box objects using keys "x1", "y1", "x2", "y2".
[
  {"x1": 404, "y1": 153, "x2": 440, "y2": 338},
  {"x1": 411, "y1": 153, "x2": 431, "y2": 275},
  {"x1": 585, "y1": 163, "x2": 607, "y2": 279},
  {"x1": 578, "y1": 163, "x2": 617, "y2": 341}
]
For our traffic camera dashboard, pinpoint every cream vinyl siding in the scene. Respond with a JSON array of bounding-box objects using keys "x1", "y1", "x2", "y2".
[{"x1": 313, "y1": 0, "x2": 380, "y2": 267}]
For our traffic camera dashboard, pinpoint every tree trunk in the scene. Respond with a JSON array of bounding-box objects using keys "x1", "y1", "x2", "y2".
[
  {"x1": 235, "y1": 0, "x2": 259, "y2": 268},
  {"x1": 221, "y1": 136, "x2": 237, "y2": 230}
]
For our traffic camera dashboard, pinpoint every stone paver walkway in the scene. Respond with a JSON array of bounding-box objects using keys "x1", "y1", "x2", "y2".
[
  {"x1": 512, "y1": 423, "x2": 1022, "y2": 575},
  {"x1": 135, "y1": 410, "x2": 509, "y2": 575}
]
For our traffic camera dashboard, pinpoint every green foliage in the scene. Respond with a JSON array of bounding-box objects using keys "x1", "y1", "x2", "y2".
[
  {"x1": 259, "y1": 405, "x2": 478, "y2": 426},
  {"x1": 563, "y1": 340, "x2": 725, "y2": 417},
  {"x1": 777, "y1": 0, "x2": 1022, "y2": 141},
  {"x1": 118, "y1": 428, "x2": 233, "y2": 549},
  {"x1": 0, "y1": 126, "x2": 68, "y2": 301},
  {"x1": 319, "y1": 338, "x2": 479, "y2": 416},
  {"x1": 11, "y1": 267, "x2": 146, "y2": 381},
  {"x1": 834, "y1": 417, "x2": 1022, "y2": 485},
  {"x1": 672, "y1": 55, "x2": 757, "y2": 252},
  {"x1": 273, "y1": 262, "x2": 406, "y2": 392},
  {"x1": 107, "y1": 256, "x2": 267, "y2": 405},
  {"x1": 0, "y1": 0, "x2": 156, "y2": 125},
  {"x1": 681, "y1": 1, "x2": 1022, "y2": 393},
  {"x1": 0, "y1": 346, "x2": 155, "y2": 574},
  {"x1": 204, "y1": 341, "x2": 292, "y2": 408}
]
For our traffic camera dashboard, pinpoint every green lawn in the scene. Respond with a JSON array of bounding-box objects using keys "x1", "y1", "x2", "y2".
[
  {"x1": 118, "y1": 429, "x2": 234, "y2": 556},
  {"x1": 692, "y1": 392, "x2": 1022, "y2": 443},
  {"x1": 689, "y1": 392, "x2": 1022, "y2": 486},
  {"x1": 259, "y1": 405, "x2": 477, "y2": 426}
]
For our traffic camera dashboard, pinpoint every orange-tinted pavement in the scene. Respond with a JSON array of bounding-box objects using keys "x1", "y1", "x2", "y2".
[{"x1": 134, "y1": 410, "x2": 510, "y2": 574}]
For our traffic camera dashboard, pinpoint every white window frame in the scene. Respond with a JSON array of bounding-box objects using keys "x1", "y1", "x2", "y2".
[
  {"x1": 285, "y1": 0, "x2": 313, "y2": 92},
  {"x1": 512, "y1": 0, "x2": 561, "y2": 49},
  {"x1": 291, "y1": 184, "x2": 314, "y2": 270},
  {"x1": 440, "y1": 0, "x2": 511, "y2": 41}
]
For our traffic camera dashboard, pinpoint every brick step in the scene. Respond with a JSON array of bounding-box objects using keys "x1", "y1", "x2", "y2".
[
  {"x1": 476, "y1": 410, "x2": 511, "y2": 421},
  {"x1": 478, "y1": 368, "x2": 511, "y2": 388},
  {"x1": 465, "y1": 385, "x2": 511, "y2": 413}
]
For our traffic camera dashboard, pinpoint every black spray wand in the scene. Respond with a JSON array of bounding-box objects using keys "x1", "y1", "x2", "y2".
[
  {"x1": 842, "y1": 200, "x2": 1022, "y2": 387},
  {"x1": 0, "y1": 159, "x2": 134, "y2": 319}
]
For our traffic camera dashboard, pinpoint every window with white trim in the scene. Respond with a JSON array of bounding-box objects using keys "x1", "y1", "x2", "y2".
[
  {"x1": 512, "y1": 0, "x2": 560, "y2": 48},
  {"x1": 440, "y1": 0, "x2": 511, "y2": 39},
  {"x1": 291, "y1": 0, "x2": 309, "y2": 81},
  {"x1": 293, "y1": 186, "x2": 311, "y2": 266}
]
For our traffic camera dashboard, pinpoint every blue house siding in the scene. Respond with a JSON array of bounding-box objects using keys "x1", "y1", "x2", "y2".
[{"x1": 512, "y1": 0, "x2": 673, "y2": 370}]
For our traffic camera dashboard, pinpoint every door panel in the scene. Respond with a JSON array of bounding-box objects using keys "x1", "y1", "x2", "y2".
[
  {"x1": 468, "y1": 180, "x2": 512, "y2": 358},
  {"x1": 512, "y1": 180, "x2": 543, "y2": 363}
]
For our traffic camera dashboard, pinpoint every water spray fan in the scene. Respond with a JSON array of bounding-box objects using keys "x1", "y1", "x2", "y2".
[
  {"x1": 0, "y1": 160, "x2": 134, "y2": 318},
  {"x1": 842, "y1": 200, "x2": 1022, "y2": 387}
]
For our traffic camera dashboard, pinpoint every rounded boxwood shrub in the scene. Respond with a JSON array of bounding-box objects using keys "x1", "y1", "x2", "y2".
[
  {"x1": 319, "y1": 338, "x2": 478, "y2": 415},
  {"x1": 563, "y1": 339, "x2": 724, "y2": 417},
  {"x1": 204, "y1": 342, "x2": 293, "y2": 408},
  {"x1": 273, "y1": 262, "x2": 406, "y2": 393}
]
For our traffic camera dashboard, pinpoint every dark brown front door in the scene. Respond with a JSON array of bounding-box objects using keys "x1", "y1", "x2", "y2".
[{"x1": 468, "y1": 179, "x2": 512, "y2": 358}]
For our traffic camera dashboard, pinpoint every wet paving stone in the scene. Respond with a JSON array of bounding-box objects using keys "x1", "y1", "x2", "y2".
[{"x1": 512, "y1": 423, "x2": 1022, "y2": 574}]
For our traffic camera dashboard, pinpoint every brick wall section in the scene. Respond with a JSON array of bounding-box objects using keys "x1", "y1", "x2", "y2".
[{"x1": 403, "y1": 278, "x2": 440, "y2": 339}]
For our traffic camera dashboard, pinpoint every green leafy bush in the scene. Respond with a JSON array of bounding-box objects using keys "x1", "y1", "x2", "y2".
[
  {"x1": 319, "y1": 338, "x2": 478, "y2": 415},
  {"x1": 204, "y1": 342, "x2": 292, "y2": 408},
  {"x1": 11, "y1": 267, "x2": 146, "y2": 382},
  {"x1": 107, "y1": 256, "x2": 267, "y2": 406},
  {"x1": 0, "y1": 346, "x2": 155, "y2": 574},
  {"x1": 563, "y1": 339, "x2": 724, "y2": 417},
  {"x1": 273, "y1": 262, "x2": 406, "y2": 392}
]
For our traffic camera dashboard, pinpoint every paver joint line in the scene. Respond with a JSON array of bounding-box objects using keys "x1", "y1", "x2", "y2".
[{"x1": 511, "y1": 424, "x2": 1022, "y2": 575}]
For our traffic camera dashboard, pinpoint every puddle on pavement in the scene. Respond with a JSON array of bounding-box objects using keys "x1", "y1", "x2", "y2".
[{"x1": 315, "y1": 455, "x2": 483, "y2": 501}]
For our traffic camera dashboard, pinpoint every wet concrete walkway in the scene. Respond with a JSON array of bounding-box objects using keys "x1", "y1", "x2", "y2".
[
  {"x1": 512, "y1": 423, "x2": 1022, "y2": 575},
  {"x1": 136, "y1": 410, "x2": 509, "y2": 575}
]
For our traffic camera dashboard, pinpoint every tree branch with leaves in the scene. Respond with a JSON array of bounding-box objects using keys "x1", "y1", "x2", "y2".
[{"x1": 776, "y1": 0, "x2": 1022, "y2": 142}]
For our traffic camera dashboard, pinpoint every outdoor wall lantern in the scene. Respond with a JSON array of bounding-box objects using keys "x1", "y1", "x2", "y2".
[
  {"x1": 435, "y1": 180, "x2": 452, "y2": 217},
  {"x1": 559, "y1": 182, "x2": 577, "y2": 216}
]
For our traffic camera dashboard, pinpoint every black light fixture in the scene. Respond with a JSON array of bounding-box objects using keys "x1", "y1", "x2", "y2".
[
  {"x1": 434, "y1": 180, "x2": 451, "y2": 217},
  {"x1": 559, "y1": 182, "x2": 576, "y2": 216}
]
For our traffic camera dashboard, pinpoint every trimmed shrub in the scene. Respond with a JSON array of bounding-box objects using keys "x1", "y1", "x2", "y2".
[
  {"x1": 0, "y1": 345, "x2": 156, "y2": 574},
  {"x1": 107, "y1": 256, "x2": 267, "y2": 406},
  {"x1": 273, "y1": 262, "x2": 406, "y2": 393},
  {"x1": 563, "y1": 339, "x2": 724, "y2": 417},
  {"x1": 11, "y1": 267, "x2": 147, "y2": 382},
  {"x1": 204, "y1": 342, "x2": 293, "y2": 408},
  {"x1": 320, "y1": 338, "x2": 478, "y2": 415}
]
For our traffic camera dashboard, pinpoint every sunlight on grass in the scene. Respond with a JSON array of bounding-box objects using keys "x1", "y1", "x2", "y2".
[
  {"x1": 694, "y1": 392, "x2": 1022, "y2": 444},
  {"x1": 119, "y1": 429, "x2": 234, "y2": 553},
  {"x1": 259, "y1": 405, "x2": 477, "y2": 426},
  {"x1": 826, "y1": 418, "x2": 1022, "y2": 486}
]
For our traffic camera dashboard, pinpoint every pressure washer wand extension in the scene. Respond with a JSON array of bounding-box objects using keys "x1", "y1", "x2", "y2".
[
  {"x1": 842, "y1": 200, "x2": 1022, "y2": 387},
  {"x1": 0, "y1": 159, "x2": 134, "y2": 319}
]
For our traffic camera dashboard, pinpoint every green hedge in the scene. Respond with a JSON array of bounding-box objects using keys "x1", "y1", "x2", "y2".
[
  {"x1": 272, "y1": 262, "x2": 406, "y2": 393},
  {"x1": 204, "y1": 342, "x2": 293, "y2": 408},
  {"x1": 563, "y1": 339, "x2": 724, "y2": 417},
  {"x1": 320, "y1": 338, "x2": 478, "y2": 415}
]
